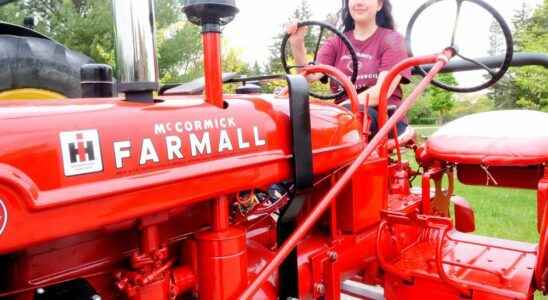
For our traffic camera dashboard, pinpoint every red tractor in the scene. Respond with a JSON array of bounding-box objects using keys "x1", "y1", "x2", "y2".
[{"x1": 0, "y1": 0, "x2": 547, "y2": 299}]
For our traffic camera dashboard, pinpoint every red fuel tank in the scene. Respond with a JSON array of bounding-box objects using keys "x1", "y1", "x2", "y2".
[{"x1": 0, "y1": 94, "x2": 362, "y2": 253}]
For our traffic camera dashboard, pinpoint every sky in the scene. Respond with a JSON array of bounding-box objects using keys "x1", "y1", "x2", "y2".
[{"x1": 223, "y1": 0, "x2": 543, "y2": 68}]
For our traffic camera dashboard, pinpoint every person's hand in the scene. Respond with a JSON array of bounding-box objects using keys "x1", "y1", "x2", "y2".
[{"x1": 285, "y1": 21, "x2": 307, "y2": 47}]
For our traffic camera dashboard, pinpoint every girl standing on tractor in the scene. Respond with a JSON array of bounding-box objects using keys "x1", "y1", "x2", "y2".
[{"x1": 288, "y1": 0, "x2": 411, "y2": 135}]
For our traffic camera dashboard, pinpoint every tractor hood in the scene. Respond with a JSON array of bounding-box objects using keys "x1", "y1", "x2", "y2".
[
  {"x1": 0, "y1": 95, "x2": 362, "y2": 208},
  {"x1": 0, "y1": 95, "x2": 362, "y2": 252}
]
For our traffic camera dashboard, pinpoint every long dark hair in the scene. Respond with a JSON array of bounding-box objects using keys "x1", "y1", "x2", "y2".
[{"x1": 342, "y1": 0, "x2": 395, "y2": 32}]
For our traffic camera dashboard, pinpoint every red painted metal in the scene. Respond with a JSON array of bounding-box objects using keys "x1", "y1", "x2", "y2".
[
  {"x1": 337, "y1": 158, "x2": 388, "y2": 233},
  {"x1": 457, "y1": 164, "x2": 544, "y2": 189},
  {"x1": 452, "y1": 196, "x2": 476, "y2": 233},
  {"x1": 377, "y1": 49, "x2": 455, "y2": 157},
  {"x1": 425, "y1": 110, "x2": 548, "y2": 166},
  {"x1": 301, "y1": 64, "x2": 361, "y2": 121},
  {"x1": 420, "y1": 165, "x2": 453, "y2": 216},
  {"x1": 115, "y1": 217, "x2": 187, "y2": 300},
  {"x1": 0, "y1": 13, "x2": 545, "y2": 299},
  {"x1": 203, "y1": 32, "x2": 224, "y2": 108},
  {"x1": 196, "y1": 226, "x2": 247, "y2": 300},
  {"x1": 240, "y1": 52, "x2": 453, "y2": 299},
  {"x1": 171, "y1": 266, "x2": 196, "y2": 296},
  {"x1": 212, "y1": 196, "x2": 230, "y2": 231},
  {"x1": 379, "y1": 210, "x2": 537, "y2": 300},
  {"x1": 539, "y1": 170, "x2": 548, "y2": 232},
  {"x1": 0, "y1": 91, "x2": 364, "y2": 299},
  {"x1": 140, "y1": 224, "x2": 161, "y2": 254},
  {"x1": 389, "y1": 161, "x2": 412, "y2": 195},
  {"x1": 536, "y1": 169, "x2": 548, "y2": 293},
  {"x1": 0, "y1": 94, "x2": 362, "y2": 254}
]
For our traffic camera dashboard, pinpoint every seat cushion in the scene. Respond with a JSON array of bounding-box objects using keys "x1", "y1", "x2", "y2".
[{"x1": 426, "y1": 110, "x2": 548, "y2": 166}]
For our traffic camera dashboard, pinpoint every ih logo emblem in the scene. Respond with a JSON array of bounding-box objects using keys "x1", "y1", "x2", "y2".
[
  {"x1": 60, "y1": 130, "x2": 103, "y2": 176},
  {"x1": 0, "y1": 199, "x2": 7, "y2": 236}
]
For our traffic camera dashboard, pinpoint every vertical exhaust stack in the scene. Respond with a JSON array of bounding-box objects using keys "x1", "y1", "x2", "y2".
[
  {"x1": 182, "y1": 0, "x2": 239, "y2": 108},
  {"x1": 112, "y1": 0, "x2": 159, "y2": 102}
]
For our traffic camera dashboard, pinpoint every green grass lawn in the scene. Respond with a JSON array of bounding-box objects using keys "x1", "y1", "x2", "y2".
[{"x1": 410, "y1": 126, "x2": 545, "y2": 299}]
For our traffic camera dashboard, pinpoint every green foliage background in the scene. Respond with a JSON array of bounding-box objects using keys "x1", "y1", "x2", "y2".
[
  {"x1": 485, "y1": 1, "x2": 548, "y2": 112},
  {"x1": 405, "y1": 73, "x2": 459, "y2": 125},
  {"x1": 511, "y1": 0, "x2": 548, "y2": 111}
]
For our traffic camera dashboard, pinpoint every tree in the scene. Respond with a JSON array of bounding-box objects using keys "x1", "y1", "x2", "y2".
[
  {"x1": 485, "y1": 4, "x2": 531, "y2": 110},
  {"x1": 512, "y1": 0, "x2": 548, "y2": 111},
  {"x1": 157, "y1": 21, "x2": 203, "y2": 83},
  {"x1": 405, "y1": 74, "x2": 458, "y2": 125},
  {"x1": 263, "y1": 0, "x2": 331, "y2": 93},
  {"x1": 267, "y1": 0, "x2": 317, "y2": 74},
  {"x1": 223, "y1": 48, "x2": 251, "y2": 75},
  {"x1": 488, "y1": 20, "x2": 505, "y2": 57},
  {"x1": 251, "y1": 61, "x2": 263, "y2": 75},
  {"x1": 428, "y1": 73, "x2": 458, "y2": 124},
  {"x1": 512, "y1": 2, "x2": 532, "y2": 51},
  {"x1": 0, "y1": 0, "x2": 116, "y2": 67},
  {"x1": 486, "y1": 19, "x2": 518, "y2": 109},
  {"x1": 408, "y1": 95, "x2": 436, "y2": 125},
  {"x1": 486, "y1": 1, "x2": 547, "y2": 111},
  {"x1": 0, "y1": 2, "x2": 23, "y2": 24},
  {"x1": 221, "y1": 47, "x2": 254, "y2": 93},
  {"x1": 449, "y1": 97, "x2": 495, "y2": 121}
]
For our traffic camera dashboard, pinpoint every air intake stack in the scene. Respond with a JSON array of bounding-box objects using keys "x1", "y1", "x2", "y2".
[
  {"x1": 182, "y1": 4, "x2": 246, "y2": 300},
  {"x1": 183, "y1": 0, "x2": 239, "y2": 108},
  {"x1": 112, "y1": 0, "x2": 159, "y2": 102}
]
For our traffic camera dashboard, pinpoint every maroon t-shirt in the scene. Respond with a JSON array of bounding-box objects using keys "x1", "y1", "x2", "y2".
[{"x1": 317, "y1": 27, "x2": 411, "y2": 107}]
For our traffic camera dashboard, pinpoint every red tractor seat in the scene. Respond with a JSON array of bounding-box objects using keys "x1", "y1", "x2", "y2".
[{"x1": 425, "y1": 110, "x2": 548, "y2": 166}]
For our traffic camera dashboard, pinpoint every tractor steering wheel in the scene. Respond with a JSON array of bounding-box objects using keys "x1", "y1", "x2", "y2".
[
  {"x1": 280, "y1": 21, "x2": 359, "y2": 100},
  {"x1": 406, "y1": 0, "x2": 513, "y2": 93}
]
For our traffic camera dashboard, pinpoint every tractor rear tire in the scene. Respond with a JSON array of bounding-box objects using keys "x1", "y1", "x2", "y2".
[{"x1": 0, "y1": 35, "x2": 94, "y2": 98}]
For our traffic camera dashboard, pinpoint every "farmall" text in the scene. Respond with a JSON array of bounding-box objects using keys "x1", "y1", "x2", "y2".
[{"x1": 113, "y1": 118, "x2": 267, "y2": 168}]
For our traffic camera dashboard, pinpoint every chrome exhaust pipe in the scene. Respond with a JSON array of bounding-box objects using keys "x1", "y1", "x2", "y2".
[{"x1": 112, "y1": 0, "x2": 159, "y2": 102}]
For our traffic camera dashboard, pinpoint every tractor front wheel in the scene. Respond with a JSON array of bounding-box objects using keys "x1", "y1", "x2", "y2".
[{"x1": 0, "y1": 35, "x2": 93, "y2": 99}]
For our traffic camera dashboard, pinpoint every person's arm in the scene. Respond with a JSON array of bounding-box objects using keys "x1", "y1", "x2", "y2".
[
  {"x1": 287, "y1": 23, "x2": 309, "y2": 68},
  {"x1": 287, "y1": 23, "x2": 337, "y2": 82}
]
